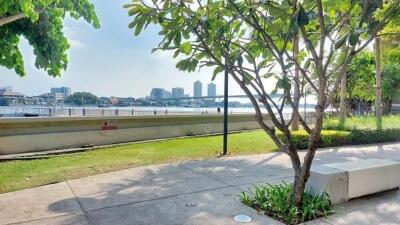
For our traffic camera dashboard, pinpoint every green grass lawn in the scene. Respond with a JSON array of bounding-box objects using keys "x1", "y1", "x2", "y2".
[
  {"x1": 323, "y1": 115, "x2": 400, "y2": 130},
  {"x1": 0, "y1": 130, "x2": 276, "y2": 193}
]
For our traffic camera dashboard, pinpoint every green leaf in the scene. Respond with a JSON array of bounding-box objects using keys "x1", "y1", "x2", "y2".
[
  {"x1": 180, "y1": 42, "x2": 192, "y2": 55},
  {"x1": 335, "y1": 34, "x2": 348, "y2": 49},
  {"x1": 275, "y1": 77, "x2": 291, "y2": 93},
  {"x1": 349, "y1": 33, "x2": 359, "y2": 46},
  {"x1": 134, "y1": 17, "x2": 146, "y2": 35},
  {"x1": 243, "y1": 71, "x2": 254, "y2": 84},
  {"x1": 297, "y1": 6, "x2": 309, "y2": 26},
  {"x1": 263, "y1": 72, "x2": 275, "y2": 79},
  {"x1": 174, "y1": 32, "x2": 182, "y2": 46},
  {"x1": 304, "y1": 59, "x2": 311, "y2": 69},
  {"x1": 173, "y1": 49, "x2": 180, "y2": 58},
  {"x1": 176, "y1": 58, "x2": 198, "y2": 72},
  {"x1": 212, "y1": 66, "x2": 224, "y2": 81},
  {"x1": 244, "y1": 54, "x2": 255, "y2": 64}
]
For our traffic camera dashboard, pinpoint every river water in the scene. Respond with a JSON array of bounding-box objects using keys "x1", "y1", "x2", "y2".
[{"x1": 0, "y1": 104, "x2": 320, "y2": 118}]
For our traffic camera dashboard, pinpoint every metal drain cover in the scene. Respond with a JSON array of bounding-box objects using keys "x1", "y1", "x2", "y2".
[{"x1": 234, "y1": 214, "x2": 252, "y2": 223}]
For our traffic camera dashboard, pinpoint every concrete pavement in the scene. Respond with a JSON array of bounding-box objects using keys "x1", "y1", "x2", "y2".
[{"x1": 1, "y1": 142, "x2": 400, "y2": 225}]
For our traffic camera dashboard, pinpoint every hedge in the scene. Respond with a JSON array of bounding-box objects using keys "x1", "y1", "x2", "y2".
[
  {"x1": 277, "y1": 129, "x2": 400, "y2": 150},
  {"x1": 350, "y1": 129, "x2": 400, "y2": 145}
]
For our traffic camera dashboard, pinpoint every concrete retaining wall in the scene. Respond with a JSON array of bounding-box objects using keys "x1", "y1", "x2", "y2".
[{"x1": 0, "y1": 114, "x2": 270, "y2": 155}]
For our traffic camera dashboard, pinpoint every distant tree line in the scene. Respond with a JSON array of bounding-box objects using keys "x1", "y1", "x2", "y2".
[
  {"x1": 0, "y1": 98, "x2": 9, "y2": 106},
  {"x1": 65, "y1": 92, "x2": 99, "y2": 106},
  {"x1": 339, "y1": 48, "x2": 400, "y2": 115}
]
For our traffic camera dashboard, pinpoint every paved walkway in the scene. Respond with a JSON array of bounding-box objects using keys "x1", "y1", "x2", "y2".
[{"x1": 1, "y1": 142, "x2": 400, "y2": 225}]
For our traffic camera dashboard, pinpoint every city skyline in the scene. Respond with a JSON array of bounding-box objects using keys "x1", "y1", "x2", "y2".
[
  {"x1": 0, "y1": 80, "x2": 219, "y2": 100},
  {"x1": 0, "y1": 0, "x2": 258, "y2": 98},
  {"x1": 150, "y1": 81, "x2": 218, "y2": 100}
]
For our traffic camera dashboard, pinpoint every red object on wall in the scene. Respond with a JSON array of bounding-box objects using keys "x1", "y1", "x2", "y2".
[{"x1": 101, "y1": 121, "x2": 118, "y2": 130}]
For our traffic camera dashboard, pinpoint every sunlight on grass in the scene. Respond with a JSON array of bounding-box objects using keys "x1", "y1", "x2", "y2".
[
  {"x1": 323, "y1": 115, "x2": 400, "y2": 130},
  {"x1": 0, "y1": 130, "x2": 276, "y2": 193}
]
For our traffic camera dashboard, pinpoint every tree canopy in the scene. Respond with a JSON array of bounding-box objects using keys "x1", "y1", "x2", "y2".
[
  {"x1": 346, "y1": 51, "x2": 376, "y2": 102},
  {"x1": 382, "y1": 62, "x2": 400, "y2": 110},
  {"x1": 65, "y1": 92, "x2": 99, "y2": 106},
  {"x1": 344, "y1": 48, "x2": 400, "y2": 114},
  {"x1": 126, "y1": 0, "x2": 400, "y2": 206},
  {"x1": 0, "y1": 0, "x2": 99, "y2": 77}
]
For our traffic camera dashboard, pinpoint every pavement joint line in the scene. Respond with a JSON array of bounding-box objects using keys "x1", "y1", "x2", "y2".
[
  {"x1": 66, "y1": 181, "x2": 95, "y2": 225},
  {"x1": 2, "y1": 212, "x2": 85, "y2": 225},
  {"x1": 178, "y1": 163, "x2": 233, "y2": 187}
]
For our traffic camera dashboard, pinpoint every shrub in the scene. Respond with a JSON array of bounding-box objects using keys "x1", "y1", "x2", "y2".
[
  {"x1": 278, "y1": 128, "x2": 400, "y2": 149},
  {"x1": 239, "y1": 183, "x2": 332, "y2": 225},
  {"x1": 277, "y1": 130, "x2": 351, "y2": 150},
  {"x1": 323, "y1": 115, "x2": 400, "y2": 130},
  {"x1": 349, "y1": 129, "x2": 400, "y2": 145}
]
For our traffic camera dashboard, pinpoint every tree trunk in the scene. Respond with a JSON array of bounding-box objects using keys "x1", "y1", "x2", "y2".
[
  {"x1": 292, "y1": 75, "x2": 327, "y2": 206},
  {"x1": 339, "y1": 71, "x2": 347, "y2": 127},
  {"x1": 293, "y1": 174, "x2": 306, "y2": 205},
  {"x1": 383, "y1": 99, "x2": 393, "y2": 115},
  {"x1": 291, "y1": 36, "x2": 300, "y2": 131},
  {"x1": 375, "y1": 38, "x2": 383, "y2": 130}
]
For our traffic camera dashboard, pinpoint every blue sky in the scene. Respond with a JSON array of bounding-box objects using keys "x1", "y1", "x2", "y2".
[{"x1": 0, "y1": 0, "x2": 248, "y2": 98}]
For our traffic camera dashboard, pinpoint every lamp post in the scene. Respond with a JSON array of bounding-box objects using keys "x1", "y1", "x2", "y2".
[{"x1": 222, "y1": 69, "x2": 229, "y2": 155}]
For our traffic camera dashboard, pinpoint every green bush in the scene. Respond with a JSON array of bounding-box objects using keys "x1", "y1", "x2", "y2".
[
  {"x1": 277, "y1": 130, "x2": 351, "y2": 150},
  {"x1": 322, "y1": 116, "x2": 400, "y2": 146},
  {"x1": 323, "y1": 115, "x2": 400, "y2": 130},
  {"x1": 277, "y1": 128, "x2": 400, "y2": 149},
  {"x1": 239, "y1": 183, "x2": 332, "y2": 225},
  {"x1": 350, "y1": 129, "x2": 400, "y2": 145}
]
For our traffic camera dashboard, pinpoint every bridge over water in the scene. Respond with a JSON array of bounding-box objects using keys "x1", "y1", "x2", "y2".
[{"x1": 148, "y1": 94, "x2": 284, "y2": 101}]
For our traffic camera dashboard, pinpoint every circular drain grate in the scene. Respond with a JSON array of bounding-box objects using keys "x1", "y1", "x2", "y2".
[{"x1": 234, "y1": 214, "x2": 252, "y2": 223}]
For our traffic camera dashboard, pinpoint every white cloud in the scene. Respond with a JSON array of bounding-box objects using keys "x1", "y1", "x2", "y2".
[{"x1": 68, "y1": 39, "x2": 87, "y2": 48}]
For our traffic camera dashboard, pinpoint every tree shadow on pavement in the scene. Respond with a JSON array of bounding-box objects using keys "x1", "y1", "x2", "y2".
[{"x1": 46, "y1": 142, "x2": 400, "y2": 225}]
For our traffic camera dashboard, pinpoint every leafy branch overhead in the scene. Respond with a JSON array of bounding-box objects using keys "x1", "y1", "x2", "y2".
[
  {"x1": 0, "y1": 0, "x2": 100, "y2": 76},
  {"x1": 126, "y1": 0, "x2": 400, "y2": 207},
  {"x1": 125, "y1": 0, "x2": 399, "y2": 132}
]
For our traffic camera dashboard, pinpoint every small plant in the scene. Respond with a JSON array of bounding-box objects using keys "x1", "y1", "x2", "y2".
[{"x1": 239, "y1": 183, "x2": 332, "y2": 225}]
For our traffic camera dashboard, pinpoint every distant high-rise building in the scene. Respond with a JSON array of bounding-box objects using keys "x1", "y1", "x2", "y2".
[
  {"x1": 172, "y1": 87, "x2": 184, "y2": 98},
  {"x1": 193, "y1": 81, "x2": 202, "y2": 97},
  {"x1": 109, "y1": 97, "x2": 119, "y2": 105},
  {"x1": 0, "y1": 86, "x2": 13, "y2": 93},
  {"x1": 0, "y1": 86, "x2": 13, "y2": 95},
  {"x1": 51, "y1": 87, "x2": 71, "y2": 99},
  {"x1": 0, "y1": 86, "x2": 24, "y2": 98},
  {"x1": 150, "y1": 88, "x2": 172, "y2": 100},
  {"x1": 207, "y1": 83, "x2": 216, "y2": 97}
]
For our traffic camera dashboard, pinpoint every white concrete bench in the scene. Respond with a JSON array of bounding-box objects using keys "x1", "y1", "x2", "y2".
[{"x1": 306, "y1": 159, "x2": 400, "y2": 204}]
